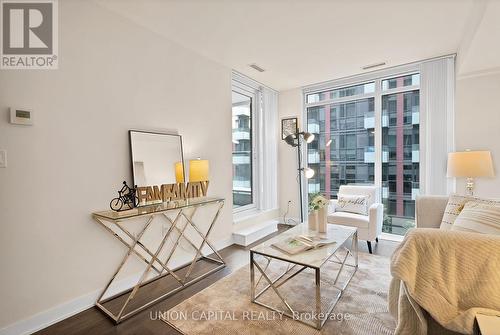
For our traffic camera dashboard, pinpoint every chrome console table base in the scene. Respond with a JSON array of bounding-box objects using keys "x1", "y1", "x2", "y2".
[
  {"x1": 92, "y1": 198, "x2": 225, "y2": 324},
  {"x1": 250, "y1": 229, "x2": 358, "y2": 330}
]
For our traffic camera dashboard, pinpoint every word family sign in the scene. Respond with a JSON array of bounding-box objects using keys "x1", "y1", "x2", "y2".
[{"x1": 136, "y1": 181, "x2": 209, "y2": 205}]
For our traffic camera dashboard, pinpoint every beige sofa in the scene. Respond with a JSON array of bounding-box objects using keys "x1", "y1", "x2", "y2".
[
  {"x1": 391, "y1": 195, "x2": 500, "y2": 335},
  {"x1": 415, "y1": 195, "x2": 449, "y2": 229}
]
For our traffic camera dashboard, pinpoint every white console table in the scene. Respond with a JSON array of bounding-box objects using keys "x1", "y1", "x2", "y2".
[{"x1": 92, "y1": 197, "x2": 225, "y2": 323}]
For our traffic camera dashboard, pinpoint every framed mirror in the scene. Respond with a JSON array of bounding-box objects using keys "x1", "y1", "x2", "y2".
[{"x1": 129, "y1": 130, "x2": 185, "y2": 201}]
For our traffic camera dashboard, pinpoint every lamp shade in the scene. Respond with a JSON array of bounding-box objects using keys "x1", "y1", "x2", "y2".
[
  {"x1": 284, "y1": 134, "x2": 297, "y2": 147},
  {"x1": 175, "y1": 162, "x2": 184, "y2": 183},
  {"x1": 304, "y1": 167, "x2": 315, "y2": 179},
  {"x1": 189, "y1": 159, "x2": 209, "y2": 182},
  {"x1": 303, "y1": 132, "x2": 315, "y2": 144},
  {"x1": 447, "y1": 151, "x2": 494, "y2": 178}
]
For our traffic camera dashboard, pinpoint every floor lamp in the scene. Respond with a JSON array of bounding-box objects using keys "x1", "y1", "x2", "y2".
[{"x1": 284, "y1": 131, "x2": 315, "y2": 222}]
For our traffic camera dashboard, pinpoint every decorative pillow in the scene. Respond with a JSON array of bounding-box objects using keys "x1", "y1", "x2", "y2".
[
  {"x1": 441, "y1": 194, "x2": 500, "y2": 230},
  {"x1": 440, "y1": 194, "x2": 476, "y2": 230},
  {"x1": 451, "y1": 201, "x2": 500, "y2": 235},
  {"x1": 336, "y1": 195, "x2": 368, "y2": 215}
]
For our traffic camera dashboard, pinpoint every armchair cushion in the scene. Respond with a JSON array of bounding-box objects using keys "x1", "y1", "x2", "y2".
[
  {"x1": 336, "y1": 194, "x2": 368, "y2": 215},
  {"x1": 327, "y1": 211, "x2": 369, "y2": 229},
  {"x1": 338, "y1": 185, "x2": 378, "y2": 208}
]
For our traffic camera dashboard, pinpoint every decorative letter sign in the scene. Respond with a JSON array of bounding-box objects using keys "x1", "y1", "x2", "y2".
[{"x1": 136, "y1": 181, "x2": 210, "y2": 205}]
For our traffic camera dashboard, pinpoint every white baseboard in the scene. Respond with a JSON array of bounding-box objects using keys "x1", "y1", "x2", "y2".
[
  {"x1": 0, "y1": 291, "x2": 99, "y2": 335},
  {"x1": 0, "y1": 237, "x2": 234, "y2": 335}
]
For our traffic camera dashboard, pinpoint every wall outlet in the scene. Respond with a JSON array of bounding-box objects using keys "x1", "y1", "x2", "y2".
[{"x1": 0, "y1": 150, "x2": 6, "y2": 168}]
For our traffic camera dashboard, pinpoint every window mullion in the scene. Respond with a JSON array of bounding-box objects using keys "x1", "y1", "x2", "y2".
[
  {"x1": 374, "y1": 79, "x2": 383, "y2": 194},
  {"x1": 255, "y1": 90, "x2": 263, "y2": 210},
  {"x1": 305, "y1": 92, "x2": 375, "y2": 108},
  {"x1": 381, "y1": 85, "x2": 420, "y2": 96}
]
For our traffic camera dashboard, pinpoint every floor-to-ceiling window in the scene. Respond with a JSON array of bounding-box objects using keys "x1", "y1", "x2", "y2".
[
  {"x1": 231, "y1": 71, "x2": 279, "y2": 217},
  {"x1": 306, "y1": 83, "x2": 375, "y2": 199},
  {"x1": 305, "y1": 73, "x2": 420, "y2": 235},
  {"x1": 232, "y1": 90, "x2": 253, "y2": 208},
  {"x1": 381, "y1": 73, "x2": 420, "y2": 234}
]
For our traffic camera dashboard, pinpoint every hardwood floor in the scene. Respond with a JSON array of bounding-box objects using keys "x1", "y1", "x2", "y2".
[{"x1": 35, "y1": 225, "x2": 399, "y2": 335}]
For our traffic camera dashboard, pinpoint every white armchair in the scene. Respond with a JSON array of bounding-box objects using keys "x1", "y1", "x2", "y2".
[{"x1": 327, "y1": 185, "x2": 383, "y2": 254}]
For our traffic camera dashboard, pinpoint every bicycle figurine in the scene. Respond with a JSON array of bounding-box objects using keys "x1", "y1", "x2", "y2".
[{"x1": 110, "y1": 181, "x2": 139, "y2": 211}]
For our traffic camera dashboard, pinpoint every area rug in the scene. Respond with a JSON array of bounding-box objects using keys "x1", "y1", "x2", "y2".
[{"x1": 160, "y1": 252, "x2": 396, "y2": 334}]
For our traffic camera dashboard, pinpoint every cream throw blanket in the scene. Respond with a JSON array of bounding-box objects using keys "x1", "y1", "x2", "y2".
[{"x1": 388, "y1": 228, "x2": 500, "y2": 335}]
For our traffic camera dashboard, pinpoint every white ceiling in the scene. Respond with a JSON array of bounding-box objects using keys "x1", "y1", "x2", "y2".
[
  {"x1": 458, "y1": 0, "x2": 500, "y2": 76},
  {"x1": 97, "y1": 0, "x2": 499, "y2": 90}
]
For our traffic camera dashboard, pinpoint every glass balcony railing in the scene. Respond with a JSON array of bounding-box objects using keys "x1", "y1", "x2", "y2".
[
  {"x1": 232, "y1": 154, "x2": 250, "y2": 165},
  {"x1": 308, "y1": 122, "x2": 320, "y2": 134},
  {"x1": 233, "y1": 180, "x2": 251, "y2": 190},
  {"x1": 363, "y1": 147, "x2": 389, "y2": 163},
  {"x1": 232, "y1": 129, "x2": 250, "y2": 141},
  {"x1": 308, "y1": 150, "x2": 320, "y2": 164}
]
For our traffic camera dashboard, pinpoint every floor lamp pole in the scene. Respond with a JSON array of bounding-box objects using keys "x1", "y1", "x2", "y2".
[{"x1": 297, "y1": 137, "x2": 304, "y2": 223}]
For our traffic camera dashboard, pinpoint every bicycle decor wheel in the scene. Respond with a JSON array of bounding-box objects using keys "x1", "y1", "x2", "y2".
[
  {"x1": 110, "y1": 197, "x2": 123, "y2": 211},
  {"x1": 110, "y1": 181, "x2": 137, "y2": 212}
]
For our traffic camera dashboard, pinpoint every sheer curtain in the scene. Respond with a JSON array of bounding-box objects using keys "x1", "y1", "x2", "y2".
[
  {"x1": 259, "y1": 86, "x2": 279, "y2": 210},
  {"x1": 419, "y1": 56, "x2": 455, "y2": 195}
]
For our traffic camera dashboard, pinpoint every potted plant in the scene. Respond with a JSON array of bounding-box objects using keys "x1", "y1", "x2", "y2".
[{"x1": 309, "y1": 193, "x2": 330, "y2": 232}]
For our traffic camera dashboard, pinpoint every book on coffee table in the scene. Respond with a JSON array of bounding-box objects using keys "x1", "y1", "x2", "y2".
[{"x1": 272, "y1": 235, "x2": 337, "y2": 255}]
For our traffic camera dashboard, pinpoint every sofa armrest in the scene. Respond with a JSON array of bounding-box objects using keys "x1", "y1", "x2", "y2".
[
  {"x1": 368, "y1": 203, "x2": 384, "y2": 239},
  {"x1": 329, "y1": 199, "x2": 338, "y2": 215},
  {"x1": 415, "y1": 195, "x2": 449, "y2": 229}
]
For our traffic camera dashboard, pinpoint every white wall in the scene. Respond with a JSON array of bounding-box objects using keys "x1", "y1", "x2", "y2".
[
  {"x1": 455, "y1": 72, "x2": 500, "y2": 197},
  {"x1": 278, "y1": 89, "x2": 303, "y2": 221},
  {"x1": 0, "y1": 0, "x2": 233, "y2": 331}
]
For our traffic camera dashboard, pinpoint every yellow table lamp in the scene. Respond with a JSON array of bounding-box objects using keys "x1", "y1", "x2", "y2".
[
  {"x1": 189, "y1": 159, "x2": 209, "y2": 182},
  {"x1": 175, "y1": 162, "x2": 184, "y2": 183}
]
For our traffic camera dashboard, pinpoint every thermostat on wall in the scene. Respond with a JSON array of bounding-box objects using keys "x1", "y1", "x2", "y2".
[{"x1": 10, "y1": 108, "x2": 34, "y2": 125}]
